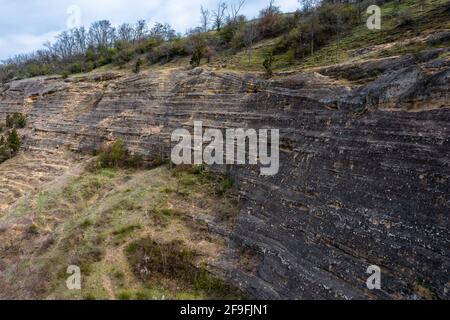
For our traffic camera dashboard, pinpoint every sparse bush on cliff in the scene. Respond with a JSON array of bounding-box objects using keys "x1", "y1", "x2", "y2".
[
  {"x1": 96, "y1": 139, "x2": 143, "y2": 169},
  {"x1": 263, "y1": 50, "x2": 274, "y2": 78},
  {"x1": 6, "y1": 113, "x2": 27, "y2": 129},
  {"x1": 189, "y1": 33, "x2": 208, "y2": 68}
]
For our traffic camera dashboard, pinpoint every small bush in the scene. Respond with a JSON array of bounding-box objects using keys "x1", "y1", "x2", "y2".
[
  {"x1": 112, "y1": 224, "x2": 141, "y2": 237},
  {"x1": 189, "y1": 34, "x2": 208, "y2": 67},
  {"x1": 61, "y1": 71, "x2": 70, "y2": 79},
  {"x1": 113, "y1": 41, "x2": 135, "y2": 67},
  {"x1": 96, "y1": 140, "x2": 144, "y2": 169},
  {"x1": 258, "y1": 4, "x2": 287, "y2": 38},
  {"x1": 397, "y1": 11, "x2": 415, "y2": 28},
  {"x1": 117, "y1": 291, "x2": 133, "y2": 300},
  {"x1": 6, "y1": 129, "x2": 22, "y2": 153},
  {"x1": 96, "y1": 48, "x2": 117, "y2": 67},
  {"x1": 83, "y1": 293, "x2": 97, "y2": 300}
]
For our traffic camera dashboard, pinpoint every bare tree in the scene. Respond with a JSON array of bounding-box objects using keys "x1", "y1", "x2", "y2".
[
  {"x1": 200, "y1": 6, "x2": 210, "y2": 32},
  {"x1": 212, "y1": 1, "x2": 228, "y2": 31},
  {"x1": 118, "y1": 23, "x2": 135, "y2": 43},
  {"x1": 243, "y1": 22, "x2": 258, "y2": 65},
  {"x1": 228, "y1": 0, "x2": 246, "y2": 23}
]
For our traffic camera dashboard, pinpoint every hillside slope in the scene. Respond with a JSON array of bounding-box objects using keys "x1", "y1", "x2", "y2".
[
  {"x1": 0, "y1": 39, "x2": 449, "y2": 299},
  {"x1": 0, "y1": 0, "x2": 449, "y2": 300}
]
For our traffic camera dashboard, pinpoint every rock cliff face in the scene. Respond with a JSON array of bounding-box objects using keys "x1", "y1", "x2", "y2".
[{"x1": 0, "y1": 51, "x2": 449, "y2": 299}]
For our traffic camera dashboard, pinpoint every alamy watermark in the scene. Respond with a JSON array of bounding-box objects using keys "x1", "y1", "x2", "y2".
[
  {"x1": 171, "y1": 121, "x2": 280, "y2": 176},
  {"x1": 66, "y1": 265, "x2": 81, "y2": 290}
]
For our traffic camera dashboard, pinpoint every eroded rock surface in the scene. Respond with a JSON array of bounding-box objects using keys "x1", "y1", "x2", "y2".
[{"x1": 0, "y1": 53, "x2": 449, "y2": 299}]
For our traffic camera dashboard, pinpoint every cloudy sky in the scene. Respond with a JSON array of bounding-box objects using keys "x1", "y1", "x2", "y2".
[{"x1": 0, "y1": 0, "x2": 299, "y2": 61}]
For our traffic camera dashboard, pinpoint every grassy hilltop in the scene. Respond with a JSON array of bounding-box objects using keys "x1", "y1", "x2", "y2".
[{"x1": 0, "y1": 0, "x2": 448, "y2": 81}]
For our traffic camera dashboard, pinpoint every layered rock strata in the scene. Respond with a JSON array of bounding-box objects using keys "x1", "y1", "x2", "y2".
[{"x1": 0, "y1": 53, "x2": 449, "y2": 299}]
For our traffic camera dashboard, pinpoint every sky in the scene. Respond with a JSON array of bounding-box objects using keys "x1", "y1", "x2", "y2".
[{"x1": 0, "y1": 0, "x2": 300, "y2": 61}]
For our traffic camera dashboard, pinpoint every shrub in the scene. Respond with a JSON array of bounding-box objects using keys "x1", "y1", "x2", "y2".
[
  {"x1": 318, "y1": 3, "x2": 358, "y2": 35},
  {"x1": 133, "y1": 58, "x2": 144, "y2": 73},
  {"x1": 125, "y1": 238, "x2": 241, "y2": 298},
  {"x1": 117, "y1": 291, "x2": 133, "y2": 300},
  {"x1": 219, "y1": 16, "x2": 247, "y2": 44},
  {"x1": 98, "y1": 140, "x2": 128, "y2": 168},
  {"x1": 0, "y1": 65, "x2": 15, "y2": 84},
  {"x1": 113, "y1": 41, "x2": 135, "y2": 67},
  {"x1": 0, "y1": 135, "x2": 9, "y2": 163},
  {"x1": 61, "y1": 71, "x2": 70, "y2": 79},
  {"x1": 7, "y1": 129, "x2": 22, "y2": 153},
  {"x1": 85, "y1": 48, "x2": 97, "y2": 62},
  {"x1": 136, "y1": 38, "x2": 163, "y2": 54},
  {"x1": 26, "y1": 63, "x2": 50, "y2": 77},
  {"x1": 97, "y1": 139, "x2": 144, "y2": 169},
  {"x1": 258, "y1": 4, "x2": 287, "y2": 38},
  {"x1": 0, "y1": 129, "x2": 22, "y2": 164},
  {"x1": 127, "y1": 153, "x2": 144, "y2": 168}
]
